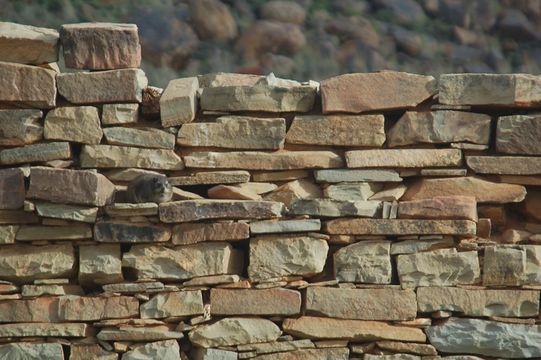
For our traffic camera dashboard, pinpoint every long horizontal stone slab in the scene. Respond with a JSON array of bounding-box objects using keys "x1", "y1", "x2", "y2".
[
  {"x1": 200, "y1": 85, "x2": 316, "y2": 112},
  {"x1": 496, "y1": 114, "x2": 541, "y2": 155},
  {"x1": 94, "y1": 221, "x2": 171, "y2": 243},
  {"x1": 169, "y1": 171, "x2": 250, "y2": 186},
  {"x1": 315, "y1": 169, "x2": 402, "y2": 183},
  {"x1": 0, "y1": 142, "x2": 70, "y2": 165},
  {"x1": 466, "y1": 156, "x2": 541, "y2": 175},
  {"x1": 0, "y1": 323, "x2": 88, "y2": 338},
  {"x1": 0, "y1": 109, "x2": 43, "y2": 146},
  {"x1": 439, "y1": 73, "x2": 541, "y2": 107},
  {"x1": 283, "y1": 316, "x2": 426, "y2": 342},
  {"x1": 398, "y1": 196, "x2": 477, "y2": 221},
  {"x1": 417, "y1": 287, "x2": 540, "y2": 317},
  {"x1": 80, "y1": 145, "x2": 184, "y2": 170},
  {"x1": 16, "y1": 225, "x2": 92, "y2": 241},
  {"x1": 0, "y1": 62, "x2": 56, "y2": 108},
  {"x1": 103, "y1": 127, "x2": 175, "y2": 149},
  {"x1": 0, "y1": 22, "x2": 59, "y2": 64},
  {"x1": 184, "y1": 151, "x2": 344, "y2": 170},
  {"x1": 159, "y1": 200, "x2": 283, "y2": 223},
  {"x1": 210, "y1": 288, "x2": 301, "y2": 316},
  {"x1": 172, "y1": 222, "x2": 250, "y2": 244},
  {"x1": 290, "y1": 199, "x2": 382, "y2": 217},
  {"x1": 250, "y1": 219, "x2": 321, "y2": 234},
  {"x1": 306, "y1": 287, "x2": 417, "y2": 320},
  {"x1": 140, "y1": 290, "x2": 203, "y2": 319},
  {"x1": 252, "y1": 348, "x2": 349, "y2": 360},
  {"x1": 286, "y1": 114, "x2": 385, "y2": 146},
  {"x1": 97, "y1": 327, "x2": 183, "y2": 341},
  {"x1": 324, "y1": 219, "x2": 476, "y2": 235},
  {"x1": 346, "y1": 149, "x2": 463, "y2": 168}
]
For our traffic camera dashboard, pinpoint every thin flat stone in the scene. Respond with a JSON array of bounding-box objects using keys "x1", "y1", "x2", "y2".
[
  {"x1": 140, "y1": 290, "x2": 204, "y2": 319},
  {"x1": 324, "y1": 183, "x2": 382, "y2": 201},
  {"x1": 103, "y1": 127, "x2": 175, "y2": 149},
  {"x1": 0, "y1": 109, "x2": 43, "y2": 146},
  {"x1": 0, "y1": 22, "x2": 59, "y2": 64},
  {"x1": 102, "y1": 103, "x2": 139, "y2": 125},
  {"x1": 253, "y1": 170, "x2": 309, "y2": 182},
  {"x1": 97, "y1": 327, "x2": 183, "y2": 341},
  {"x1": 36, "y1": 203, "x2": 98, "y2": 223},
  {"x1": 183, "y1": 274, "x2": 240, "y2": 286},
  {"x1": 105, "y1": 202, "x2": 158, "y2": 217},
  {"x1": 398, "y1": 196, "x2": 477, "y2": 221},
  {"x1": 80, "y1": 145, "x2": 184, "y2": 170},
  {"x1": 94, "y1": 221, "x2": 171, "y2": 243},
  {"x1": 0, "y1": 62, "x2": 56, "y2": 108},
  {"x1": 315, "y1": 169, "x2": 402, "y2": 183},
  {"x1": 44, "y1": 106, "x2": 102, "y2": 144},
  {"x1": 0, "y1": 142, "x2": 70, "y2": 165},
  {"x1": 210, "y1": 288, "x2": 301, "y2": 316},
  {"x1": 198, "y1": 72, "x2": 264, "y2": 87},
  {"x1": 102, "y1": 282, "x2": 164, "y2": 293},
  {"x1": 122, "y1": 340, "x2": 180, "y2": 360},
  {"x1": 391, "y1": 238, "x2": 454, "y2": 255},
  {"x1": 375, "y1": 341, "x2": 437, "y2": 356},
  {"x1": 237, "y1": 339, "x2": 315, "y2": 354},
  {"x1": 466, "y1": 156, "x2": 541, "y2": 175},
  {"x1": 263, "y1": 179, "x2": 322, "y2": 207},
  {"x1": 324, "y1": 219, "x2": 477, "y2": 235},
  {"x1": 172, "y1": 222, "x2": 250, "y2": 245},
  {"x1": 250, "y1": 219, "x2": 321, "y2": 234},
  {"x1": 346, "y1": 149, "x2": 463, "y2": 168},
  {"x1": 289, "y1": 199, "x2": 382, "y2": 218},
  {"x1": 15, "y1": 225, "x2": 92, "y2": 240},
  {"x1": 160, "y1": 77, "x2": 199, "y2": 127},
  {"x1": 0, "y1": 322, "x2": 88, "y2": 338},
  {"x1": 169, "y1": 171, "x2": 250, "y2": 186},
  {"x1": 253, "y1": 348, "x2": 349, "y2": 359}
]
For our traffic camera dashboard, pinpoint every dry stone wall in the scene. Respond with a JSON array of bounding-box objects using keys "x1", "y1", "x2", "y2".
[{"x1": 1, "y1": 21, "x2": 541, "y2": 360}]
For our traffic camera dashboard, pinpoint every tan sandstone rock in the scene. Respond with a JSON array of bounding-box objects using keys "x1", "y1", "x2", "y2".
[
  {"x1": 102, "y1": 103, "x2": 139, "y2": 125},
  {"x1": 0, "y1": 22, "x2": 59, "y2": 64},
  {"x1": 169, "y1": 170, "x2": 250, "y2": 186},
  {"x1": 80, "y1": 145, "x2": 183, "y2": 170},
  {"x1": 172, "y1": 222, "x2": 250, "y2": 245},
  {"x1": 57, "y1": 295, "x2": 138, "y2": 321},
  {"x1": 0, "y1": 142, "x2": 70, "y2": 165},
  {"x1": 324, "y1": 219, "x2": 476, "y2": 236},
  {"x1": 160, "y1": 77, "x2": 199, "y2": 127},
  {"x1": 140, "y1": 290, "x2": 204, "y2": 319},
  {"x1": 346, "y1": 149, "x2": 462, "y2": 168},
  {"x1": 44, "y1": 106, "x2": 103, "y2": 144},
  {"x1": 264, "y1": 179, "x2": 322, "y2": 207},
  {"x1": 0, "y1": 322, "x2": 88, "y2": 338},
  {"x1": 94, "y1": 221, "x2": 171, "y2": 243},
  {"x1": 0, "y1": 62, "x2": 56, "y2": 108},
  {"x1": 398, "y1": 196, "x2": 477, "y2": 221},
  {"x1": 0, "y1": 109, "x2": 43, "y2": 146},
  {"x1": 466, "y1": 156, "x2": 541, "y2": 175},
  {"x1": 211, "y1": 288, "x2": 301, "y2": 316},
  {"x1": 79, "y1": 244, "x2": 123, "y2": 286},
  {"x1": 496, "y1": 114, "x2": 541, "y2": 154},
  {"x1": 103, "y1": 127, "x2": 175, "y2": 149}
]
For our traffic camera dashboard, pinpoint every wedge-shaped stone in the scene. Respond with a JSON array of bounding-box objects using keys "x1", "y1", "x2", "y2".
[
  {"x1": 496, "y1": 114, "x2": 541, "y2": 154},
  {"x1": 122, "y1": 243, "x2": 242, "y2": 281},
  {"x1": 398, "y1": 196, "x2": 477, "y2": 221},
  {"x1": 172, "y1": 222, "x2": 249, "y2": 245},
  {"x1": 402, "y1": 177, "x2": 526, "y2": 204},
  {"x1": 283, "y1": 316, "x2": 426, "y2": 342},
  {"x1": 0, "y1": 142, "x2": 70, "y2": 165},
  {"x1": 466, "y1": 156, "x2": 541, "y2": 175},
  {"x1": 253, "y1": 348, "x2": 349, "y2": 360},
  {"x1": 97, "y1": 326, "x2": 183, "y2": 341},
  {"x1": 60, "y1": 23, "x2": 140, "y2": 69},
  {"x1": 160, "y1": 77, "x2": 199, "y2": 127},
  {"x1": 0, "y1": 62, "x2": 56, "y2": 108},
  {"x1": 324, "y1": 183, "x2": 382, "y2": 201},
  {"x1": 334, "y1": 241, "x2": 392, "y2": 284},
  {"x1": 286, "y1": 114, "x2": 385, "y2": 146},
  {"x1": 0, "y1": 168, "x2": 24, "y2": 210},
  {"x1": 200, "y1": 85, "x2": 316, "y2": 112},
  {"x1": 57, "y1": 69, "x2": 147, "y2": 104},
  {"x1": 159, "y1": 200, "x2": 283, "y2": 223},
  {"x1": 0, "y1": 22, "x2": 59, "y2": 64},
  {"x1": 483, "y1": 245, "x2": 541, "y2": 286},
  {"x1": 211, "y1": 288, "x2": 301, "y2": 316},
  {"x1": 36, "y1": 203, "x2": 98, "y2": 223},
  {"x1": 0, "y1": 342, "x2": 63, "y2": 360},
  {"x1": 0, "y1": 109, "x2": 43, "y2": 146},
  {"x1": 28, "y1": 167, "x2": 115, "y2": 206},
  {"x1": 321, "y1": 71, "x2": 436, "y2": 113},
  {"x1": 397, "y1": 249, "x2": 480, "y2": 288},
  {"x1": 0, "y1": 244, "x2": 74, "y2": 283},
  {"x1": 179, "y1": 116, "x2": 286, "y2": 150},
  {"x1": 439, "y1": 73, "x2": 541, "y2": 107},
  {"x1": 44, "y1": 106, "x2": 102, "y2": 144},
  {"x1": 80, "y1": 145, "x2": 183, "y2": 170},
  {"x1": 248, "y1": 234, "x2": 328, "y2": 281},
  {"x1": 102, "y1": 103, "x2": 139, "y2": 125},
  {"x1": 290, "y1": 199, "x2": 381, "y2": 218},
  {"x1": 169, "y1": 171, "x2": 250, "y2": 186},
  {"x1": 306, "y1": 287, "x2": 417, "y2": 320},
  {"x1": 315, "y1": 169, "x2": 402, "y2": 183},
  {"x1": 250, "y1": 219, "x2": 321, "y2": 234},
  {"x1": 189, "y1": 317, "x2": 282, "y2": 348},
  {"x1": 325, "y1": 219, "x2": 476, "y2": 236},
  {"x1": 388, "y1": 111, "x2": 491, "y2": 147},
  {"x1": 0, "y1": 322, "x2": 87, "y2": 338},
  {"x1": 427, "y1": 318, "x2": 541, "y2": 358},
  {"x1": 103, "y1": 127, "x2": 175, "y2": 149},
  {"x1": 57, "y1": 295, "x2": 139, "y2": 321},
  {"x1": 346, "y1": 149, "x2": 462, "y2": 168},
  {"x1": 94, "y1": 221, "x2": 171, "y2": 243},
  {"x1": 417, "y1": 287, "x2": 540, "y2": 317},
  {"x1": 184, "y1": 151, "x2": 343, "y2": 170},
  {"x1": 140, "y1": 291, "x2": 204, "y2": 319},
  {"x1": 16, "y1": 225, "x2": 92, "y2": 241},
  {"x1": 79, "y1": 244, "x2": 123, "y2": 286},
  {"x1": 264, "y1": 179, "x2": 322, "y2": 207},
  {"x1": 123, "y1": 340, "x2": 180, "y2": 360}
]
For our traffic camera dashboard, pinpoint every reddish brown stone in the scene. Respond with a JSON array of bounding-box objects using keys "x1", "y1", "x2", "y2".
[{"x1": 398, "y1": 196, "x2": 477, "y2": 221}]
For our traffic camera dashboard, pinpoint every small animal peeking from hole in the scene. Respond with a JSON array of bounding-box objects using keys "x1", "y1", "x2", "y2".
[{"x1": 126, "y1": 174, "x2": 173, "y2": 204}]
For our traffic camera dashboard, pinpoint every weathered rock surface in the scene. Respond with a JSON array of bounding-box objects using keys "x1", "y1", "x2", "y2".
[
  {"x1": 94, "y1": 221, "x2": 171, "y2": 243},
  {"x1": 286, "y1": 114, "x2": 385, "y2": 146},
  {"x1": 200, "y1": 85, "x2": 316, "y2": 112},
  {"x1": 426, "y1": 318, "x2": 541, "y2": 358},
  {"x1": 28, "y1": 167, "x2": 115, "y2": 206},
  {"x1": 248, "y1": 235, "x2": 328, "y2": 281},
  {"x1": 189, "y1": 317, "x2": 282, "y2": 348},
  {"x1": 122, "y1": 243, "x2": 242, "y2": 281},
  {"x1": 122, "y1": 340, "x2": 180, "y2": 360},
  {"x1": 169, "y1": 171, "x2": 250, "y2": 186},
  {"x1": 0, "y1": 141, "x2": 70, "y2": 165},
  {"x1": 397, "y1": 249, "x2": 480, "y2": 288},
  {"x1": 57, "y1": 295, "x2": 138, "y2": 321},
  {"x1": 315, "y1": 169, "x2": 402, "y2": 183},
  {"x1": 44, "y1": 106, "x2": 103, "y2": 144},
  {"x1": 264, "y1": 179, "x2": 322, "y2": 207},
  {"x1": 61, "y1": 22, "x2": 140, "y2": 69},
  {"x1": 398, "y1": 196, "x2": 477, "y2": 221},
  {"x1": 192, "y1": 348, "x2": 237, "y2": 360},
  {"x1": 172, "y1": 222, "x2": 249, "y2": 244},
  {"x1": 496, "y1": 114, "x2": 541, "y2": 154},
  {"x1": 159, "y1": 200, "x2": 283, "y2": 223},
  {"x1": 387, "y1": 111, "x2": 491, "y2": 147},
  {"x1": 402, "y1": 177, "x2": 526, "y2": 203},
  {"x1": 466, "y1": 156, "x2": 541, "y2": 175},
  {"x1": 0, "y1": 168, "x2": 25, "y2": 210},
  {"x1": 0, "y1": 297, "x2": 59, "y2": 322},
  {"x1": 0, "y1": 226, "x2": 17, "y2": 244},
  {"x1": 290, "y1": 199, "x2": 381, "y2": 217},
  {"x1": 0, "y1": 22, "x2": 59, "y2": 64},
  {"x1": 16, "y1": 225, "x2": 92, "y2": 241},
  {"x1": 324, "y1": 219, "x2": 476, "y2": 235},
  {"x1": 97, "y1": 326, "x2": 183, "y2": 341},
  {"x1": 0, "y1": 109, "x2": 43, "y2": 146},
  {"x1": 439, "y1": 73, "x2": 541, "y2": 107},
  {"x1": 102, "y1": 103, "x2": 139, "y2": 125},
  {"x1": 71, "y1": 344, "x2": 117, "y2": 360},
  {"x1": 334, "y1": 241, "x2": 392, "y2": 284},
  {"x1": 160, "y1": 77, "x2": 198, "y2": 127},
  {"x1": 321, "y1": 71, "x2": 437, "y2": 113},
  {"x1": 103, "y1": 127, "x2": 175, "y2": 149},
  {"x1": 211, "y1": 288, "x2": 300, "y2": 316},
  {"x1": 198, "y1": 72, "x2": 263, "y2": 87},
  {"x1": 253, "y1": 348, "x2": 349, "y2": 360},
  {"x1": 79, "y1": 244, "x2": 123, "y2": 286},
  {"x1": 0, "y1": 342, "x2": 63, "y2": 360},
  {"x1": 80, "y1": 145, "x2": 183, "y2": 170},
  {"x1": 178, "y1": 116, "x2": 286, "y2": 149},
  {"x1": 36, "y1": 202, "x2": 97, "y2": 222},
  {"x1": 184, "y1": 151, "x2": 343, "y2": 170},
  {"x1": 140, "y1": 291, "x2": 204, "y2": 318},
  {"x1": 0, "y1": 61, "x2": 56, "y2": 108},
  {"x1": 346, "y1": 149, "x2": 462, "y2": 168},
  {"x1": 0, "y1": 322, "x2": 88, "y2": 337},
  {"x1": 306, "y1": 287, "x2": 417, "y2": 320},
  {"x1": 283, "y1": 316, "x2": 426, "y2": 342},
  {"x1": 250, "y1": 219, "x2": 321, "y2": 234},
  {"x1": 417, "y1": 287, "x2": 540, "y2": 317},
  {"x1": 57, "y1": 68, "x2": 147, "y2": 104},
  {"x1": 391, "y1": 238, "x2": 454, "y2": 255},
  {"x1": 324, "y1": 183, "x2": 382, "y2": 201},
  {"x1": 482, "y1": 245, "x2": 541, "y2": 286}
]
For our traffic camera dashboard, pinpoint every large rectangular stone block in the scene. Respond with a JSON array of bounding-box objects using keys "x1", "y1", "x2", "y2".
[
  {"x1": 0, "y1": 142, "x2": 70, "y2": 165},
  {"x1": 0, "y1": 22, "x2": 59, "y2": 64},
  {"x1": 211, "y1": 288, "x2": 301, "y2": 316},
  {"x1": 0, "y1": 109, "x2": 43, "y2": 146},
  {"x1": 160, "y1": 77, "x2": 199, "y2": 127},
  {"x1": 0, "y1": 62, "x2": 56, "y2": 108}
]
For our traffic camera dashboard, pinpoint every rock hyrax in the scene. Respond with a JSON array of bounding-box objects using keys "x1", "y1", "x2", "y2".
[{"x1": 126, "y1": 174, "x2": 173, "y2": 204}]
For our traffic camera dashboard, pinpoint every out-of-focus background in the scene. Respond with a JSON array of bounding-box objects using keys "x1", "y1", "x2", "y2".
[{"x1": 2, "y1": 0, "x2": 540, "y2": 87}]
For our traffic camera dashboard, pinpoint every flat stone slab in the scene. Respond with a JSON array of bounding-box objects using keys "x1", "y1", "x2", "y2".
[
  {"x1": 306, "y1": 287, "x2": 417, "y2": 320},
  {"x1": 16, "y1": 225, "x2": 92, "y2": 241},
  {"x1": 0, "y1": 322, "x2": 88, "y2": 338},
  {"x1": 97, "y1": 327, "x2": 183, "y2": 341},
  {"x1": 169, "y1": 170, "x2": 250, "y2": 186},
  {"x1": 103, "y1": 127, "x2": 175, "y2": 149},
  {"x1": 79, "y1": 244, "x2": 122, "y2": 286},
  {"x1": 439, "y1": 73, "x2": 541, "y2": 107},
  {"x1": 398, "y1": 196, "x2": 477, "y2": 221},
  {"x1": 178, "y1": 116, "x2": 286, "y2": 150},
  {"x1": 140, "y1": 290, "x2": 204, "y2": 319},
  {"x1": 122, "y1": 340, "x2": 180, "y2": 360},
  {"x1": 80, "y1": 145, "x2": 184, "y2": 170},
  {"x1": 250, "y1": 219, "x2": 321, "y2": 234},
  {"x1": 496, "y1": 114, "x2": 541, "y2": 154},
  {"x1": 0, "y1": 142, "x2": 70, "y2": 165},
  {"x1": 0, "y1": 342, "x2": 63, "y2": 360},
  {"x1": 184, "y1": 151, "x2": 344, "y2": 170},
  {"x1": 321, "y1": 71, "x2": 436, "y2": 113},
  {"x1": 466, "y1": 156, "x2": 541, "y2": 175},
  {"x1": 290, "y1": 199, "x2": 382, "y2": 218},
  {"x1": 60, "y1": 22, "x2": 140, "y2": 69},
  {"x1": 0, "y1": 61, "x2": 56, "y2": 108},
  {"x1": 324, "y1": 183, "x2": 382, "y2": 201},
  {"x1": 346, "y1": 149, "x2": 463, "y2": 168},
  {"x1": 334, "y1": 241, "x2": 392, "y2": 284},
  {"x1": 252, "y1": 348, "x2": 349, "y2": 360},
  {"x1": 159, "y1": 200, "x2": 283, "y2": 223},
  {"x1": 417, "y1": 287, "x2": 540, "y2": 317},
  {"x1": 0, "y1": 168, "x2": 25, "y2": 210},
  {"x1": 210, "y1": 288, "x2": 301, "y2": 316},
  {"x1": 0, "y1": 109, "x2": 43, "y2": 146},
  {"x1": 44, "y1": 106, "x2": 102, "y2": 145},
  {"x1": 0, "y1": 22, "x2": 59, "y2": 64},
  {"x1": 315, "y1": 169, "x2": 402, "y2": 183},
  {"x1": 94, "y1": 221, "x2": 171, "y2": 243},
  {"x1": 426, "y1": 318, "x2": 541, "y2": 358},
  {"x1": 56, "y1": 295, "x2": 139, "y2": 321},
  {"x1": 286, "y1": 114, "x2": 385, "y2": 146},
  {"x1": 324, "y1": 218, "x2": 477, "y2": 235},
  {"x1": 104, "y1": 202, "x2": 158, "y2": 217},
  {"x1": 172, "y1": 222, "x2": 249, "y2": 244},
  {"x1": 57, "y1": 68, "x2": 147, "y2": 104},
  {"x1": 160, "y1": 77, "x2": 198, "y2": 126}
]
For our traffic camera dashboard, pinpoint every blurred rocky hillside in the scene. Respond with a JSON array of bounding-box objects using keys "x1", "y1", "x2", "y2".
[{"x1": 2, "y1": 0, "x2": 540, "y2": 87}]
